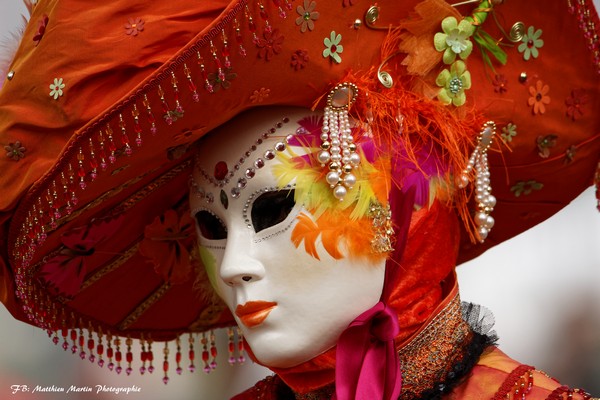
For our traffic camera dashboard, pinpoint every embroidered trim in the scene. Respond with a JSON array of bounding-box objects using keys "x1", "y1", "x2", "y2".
[
  {"x1": 117, "y1": 283, "x2": 171, "y2": 331},
  {"x1": 568, "y1": 0, "x2": 600, "y2": 74},
  {"x1": 10, "y1": 0, "x2": 278, "y2": 268},
  {"x1": 295, "y1": 385, "x2": 334, "y2": 400},
  {"x1": 491, "y1": 364, "x2": 534, "y2": 400},
  {"x1": 29, "y1": 161, "x2": 190, "y2": 279},
  {"x1": 79, "y1": 242, "x2": 141, "y2": 292},
  {"x1": 398, "y1": 293, "x2": 472, "y2": 399}
]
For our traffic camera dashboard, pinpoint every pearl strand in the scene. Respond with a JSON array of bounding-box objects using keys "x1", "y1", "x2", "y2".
[
  {"x1": 459, "y1": 121, "x2": 496, "y2": 242},
  {"x1": 319, "y1": 83, "x2": 360, "y2": 201}
]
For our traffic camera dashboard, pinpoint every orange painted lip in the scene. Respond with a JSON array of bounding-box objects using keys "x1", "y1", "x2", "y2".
[{"x1": 235, "y1": 301, "x2": 277, "y2": 328}]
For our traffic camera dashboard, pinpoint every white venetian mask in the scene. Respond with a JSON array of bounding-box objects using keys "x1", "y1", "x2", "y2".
[{"x1": 189, "y1": 106, "x2": 386, "y2": 368}]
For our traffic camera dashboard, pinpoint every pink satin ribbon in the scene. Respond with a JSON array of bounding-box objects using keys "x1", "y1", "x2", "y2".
[{"x1": 334, "y1": 301, "x2": 402, "y2": 400}]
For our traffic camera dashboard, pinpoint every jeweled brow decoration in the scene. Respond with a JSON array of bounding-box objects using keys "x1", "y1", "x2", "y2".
[{"x1": 193, "y1": 117, "x2": 290, "y2": 201}]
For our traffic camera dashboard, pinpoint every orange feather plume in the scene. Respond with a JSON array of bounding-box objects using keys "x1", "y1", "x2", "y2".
[{"x1": 291, "y1": 209, "x2": 388, "y2": 264}]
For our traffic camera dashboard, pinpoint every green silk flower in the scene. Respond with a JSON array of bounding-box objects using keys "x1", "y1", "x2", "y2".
[
  {"x1": 436, "y1": 60, "x2": 471, "y2": 106},
  {"x1": 434, "y1": 16, "x2": 476, "y2": 64},
  {"x1": 323, "y1": 31, "x2": 343, "y2": 63},
  {"x1": 518, "y1": 26, "x2": 544, "y2": 61}
]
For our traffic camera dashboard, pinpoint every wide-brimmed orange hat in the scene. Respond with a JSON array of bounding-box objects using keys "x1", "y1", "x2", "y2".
[{"x1": 1, "y1": 0, "x2": 599, "y2": 384}]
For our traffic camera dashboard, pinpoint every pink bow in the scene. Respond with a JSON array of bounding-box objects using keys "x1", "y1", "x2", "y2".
[{"x1": 334, "y1": 301, "x2": 402, "y2": 400}]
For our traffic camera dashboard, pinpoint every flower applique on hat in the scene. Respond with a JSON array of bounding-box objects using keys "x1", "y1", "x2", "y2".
[
  {"x1": 4, "y1": 141, "x2": 26, "y2": 161},
  {"x1": 323, "y1": 31, "x2": 343, "y2": 63},
  {"x1": 49, "y1": 77, "x2": 65, "y2": 100}
]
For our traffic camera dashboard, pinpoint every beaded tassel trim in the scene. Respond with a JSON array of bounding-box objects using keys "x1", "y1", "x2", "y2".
[
  {"x1": 8, "y1": 0, "x2": 291, "y2": 385},
  {"x1": 11, "y1": 0, "x2": 290, "y2": 268},
  {"x1": 567, "y1": 0, "x2": 600, "y2": 74},
  {"x1": 50, "y1": 327, "x2": 246, "y2": 384},
  {"x1": 10, "y1": 0, "x2": 287, "y2": 328}
]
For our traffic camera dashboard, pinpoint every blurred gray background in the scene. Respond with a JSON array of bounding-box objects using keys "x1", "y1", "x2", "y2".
[{"x1": 1, "y1": 1, "x2": 599, "y2": 398}]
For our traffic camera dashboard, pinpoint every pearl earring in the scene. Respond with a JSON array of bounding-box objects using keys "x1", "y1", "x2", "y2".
[
  {"x1": 459, "y1": 121, "x2": 496, "y2": 242},
  {"x1": 318, "y1": 82, "x2": 360, "y2": 201}
]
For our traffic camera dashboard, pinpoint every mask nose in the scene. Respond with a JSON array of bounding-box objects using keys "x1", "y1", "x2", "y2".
[{"x1": 218, "y1": 232, "x2": 265, "y2": 286}]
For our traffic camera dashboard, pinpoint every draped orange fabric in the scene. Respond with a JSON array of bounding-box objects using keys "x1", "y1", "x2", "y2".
[
  {"x1": 0, "y1": 0, "x2": 229, "y2": 212},
  {"x1": 388, "y1": 200, "x2": 460, "y2": 344}
]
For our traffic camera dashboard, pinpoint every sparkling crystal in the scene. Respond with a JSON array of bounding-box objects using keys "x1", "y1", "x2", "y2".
[
  {"x1": 448, "y1": 77, "x2": 463, "y2": 94},
  {"x1": 274, "y1": 142, "x2": 286, "y2": 151}
]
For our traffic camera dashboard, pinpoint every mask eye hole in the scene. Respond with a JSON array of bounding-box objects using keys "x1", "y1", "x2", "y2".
[
  {"x1": 195, "y1": 210, "x2": 227, "y2": 240},
  {"x1": 251, "y1": 189, "x2": 296, "y2": 233}
]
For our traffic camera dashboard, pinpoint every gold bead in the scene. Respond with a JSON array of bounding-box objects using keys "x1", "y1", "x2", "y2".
[{"x1": 519, "y1": 72, "x2": 527, "y2": 83}]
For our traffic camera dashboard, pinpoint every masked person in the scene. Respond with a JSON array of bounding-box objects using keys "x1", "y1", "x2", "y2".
[{"x1": 0, "y1": 0, "x2": 599, "y2": 399}]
